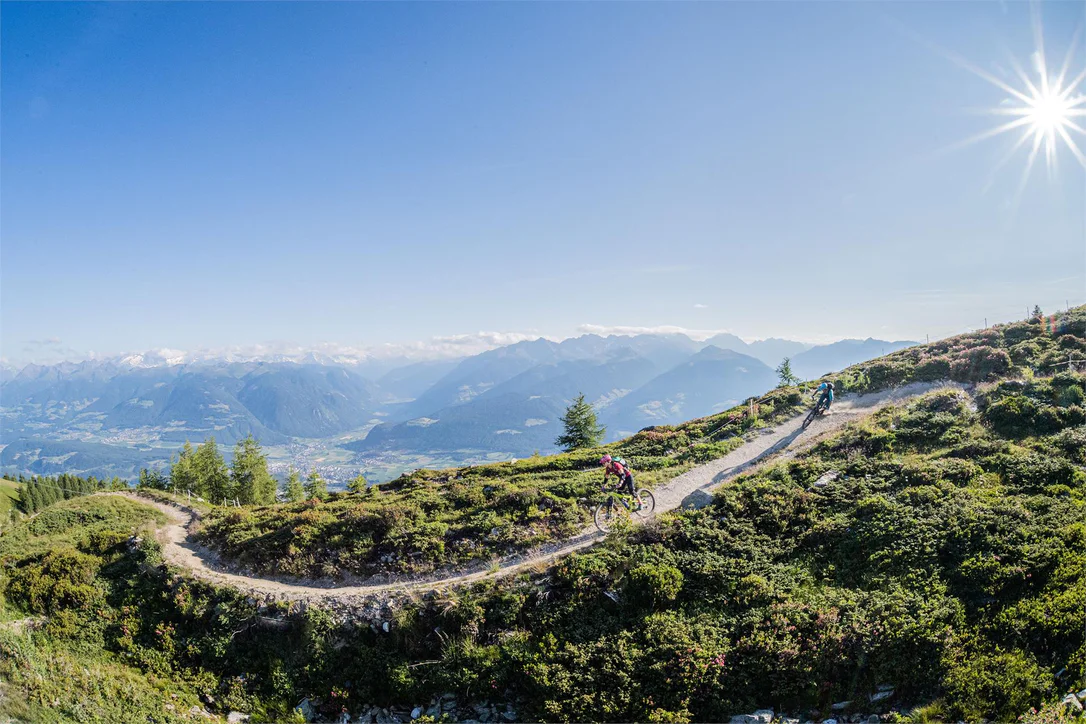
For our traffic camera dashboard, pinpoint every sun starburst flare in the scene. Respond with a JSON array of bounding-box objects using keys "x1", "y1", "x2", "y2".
[{"x1": 925, "y1": 5, "x2": 1086, "y2": 199}]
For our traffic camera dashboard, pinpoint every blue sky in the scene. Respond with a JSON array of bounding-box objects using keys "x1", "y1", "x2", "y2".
[{"x1": 2, "y1": 1, "x2": 1083, "y2": 366}]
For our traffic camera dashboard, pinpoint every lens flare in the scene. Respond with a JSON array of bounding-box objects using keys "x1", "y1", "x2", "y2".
[{"x1": 922, "y1": 5, "x2": 1086, "y2": 200}]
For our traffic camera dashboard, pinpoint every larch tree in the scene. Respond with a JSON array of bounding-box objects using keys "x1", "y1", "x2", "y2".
[
  {"x1": 555, "y1": 393, "x2": 605, "y2": 452},
  {"x1": 775, "y1": 357, "x2": 800, "y2": 387},
  {"x1": 170, "y1": 441, "x2": 198, "y2": 495},
  {"x1": 285, "y1": 467, "x2": 305, "y2": 503},
  {"x1": 304, "y1": 470, "x2": 328, "y2": 501},
  {"x1": 231, "y1": 435, "x2": 276, "y2": 505},
  {"x1": 347, "y1": 473, "x2": 368, "y2": 494},
  {"x1": 193, "y1": 437, "x2": 231, "y2": 503}
]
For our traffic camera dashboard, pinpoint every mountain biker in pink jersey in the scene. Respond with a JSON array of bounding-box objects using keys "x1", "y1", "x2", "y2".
[{"x1": 600, "y1": 454, "x2": 641, "y2": 510}]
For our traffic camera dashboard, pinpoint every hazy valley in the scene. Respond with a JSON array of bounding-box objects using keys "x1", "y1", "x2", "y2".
[{"x1": 0, "y1": 332, "x2": 914, "y2": 485}]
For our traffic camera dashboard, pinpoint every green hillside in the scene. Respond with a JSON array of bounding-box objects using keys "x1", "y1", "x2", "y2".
[
  {"x1": 0, "y1": 307, "x2": 1083, "y2": 723},
  {"x1": 196, "y1": 307, "x2": 1086, "y2": 582},
  {"x1": 0, "y1": 478, "x2": 21, "y2": 524}
]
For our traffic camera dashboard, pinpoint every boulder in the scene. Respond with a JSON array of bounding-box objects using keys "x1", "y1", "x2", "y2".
[
  {"x1": 729, "y1": 710, "x2": 773, "y2": 724},
  {"x1": 869, "y1": 690, "x2": 893, "y2": 703},
  {"x1": 295, "y1": 699, "x2": 317, "y2": 723},
  {"x1": 681, "y1": 489, "x2": 715, "y2": 510},
  {"x1": 227, "y1": 714, "x2": 251, "y2": 723},
  {"x1": 830, "y1": 701, "x2": 851, "y2": 711},
  {"x1": 411, "y1": 706, "x2": 423, "y2": 720},
  {"x1": 1061, "y1": 694, "x2": 1083, "y2": 712}
]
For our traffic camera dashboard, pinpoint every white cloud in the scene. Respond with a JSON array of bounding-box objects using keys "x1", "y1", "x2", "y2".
[
  {"x1": 693, "y1": 303, "x2": 708, "y2": 309},
  {"x1": 577, "y1": 323, "x2": 729, "y2": 342}
]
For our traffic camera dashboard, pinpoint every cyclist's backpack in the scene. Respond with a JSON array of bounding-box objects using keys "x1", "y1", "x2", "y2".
[{"x1": 612, "y1": 456, "x2": 630, "y2": 472}]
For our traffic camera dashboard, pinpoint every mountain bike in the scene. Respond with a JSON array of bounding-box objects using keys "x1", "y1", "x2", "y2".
[
  {"x1": 801, "y1": 394, "x2": 831, "y2": 430},
  {"x1": 593, "y1": 485, "x2": 656, "y2": 533}
]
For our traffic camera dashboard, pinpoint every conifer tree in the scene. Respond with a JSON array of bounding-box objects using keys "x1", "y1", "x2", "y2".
[
  {"x1": 775, "y1": 357, "x2": 800, "y2": 387},
  {"x1": 555, "y1": 393, "x2": 605, "y2": 452},
  {"x1": 19, "y1": 482, "x2": 35, "y2": 514},
  {"x1": 138, "y1": 468, "x2": 168, "y2": 490},
  {"x1": 304, "y1": 470, "x2": 327, "y2": 500},
  {"x1": 170, "y1": 442, "x2": 198, "y2": 495},
  {"x1": 194, "y1": 437, "x2": 231, "y2": 503},
  {"x1": 285, "y1": 467, "x2": 305, "y2": 503},
  {"x1": 347, "y1": 473, "x2": 368, "y2": 494},
  {"x1": 231, "y1": 435, "x2": 276, "y2": 505}
]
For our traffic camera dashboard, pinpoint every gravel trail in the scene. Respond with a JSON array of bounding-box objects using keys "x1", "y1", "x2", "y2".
[{"x1": 111, "y1": 381, "x2": 955, "y2": 604}]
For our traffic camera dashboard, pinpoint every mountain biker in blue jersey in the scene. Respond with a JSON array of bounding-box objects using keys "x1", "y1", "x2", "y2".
[
  {"x1": 814, "y1": 381, "x2": 834, "y2": 413},
  {"x1": 600, "y1": 454, "x2": 641, "y2": 510}
]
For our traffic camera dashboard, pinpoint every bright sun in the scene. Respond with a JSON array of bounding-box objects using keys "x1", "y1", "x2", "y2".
[
  {"x1": 940, "y1": 10, "x2": 1086, "y2": 197},
  {"x1": 1026, "y1": 87, "x2": 1074, "y2": 134}
]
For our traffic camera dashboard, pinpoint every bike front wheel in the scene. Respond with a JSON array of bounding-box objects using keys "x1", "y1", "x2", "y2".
[
  {"x1": 633, "y1": 490, "x2": 655, "y2": 518},
  {"x1": 802, "y1": 405, "x2": 821, "y2": 430},
  {"x1": 593, "y1": 499, "x2": 615, "y2": 533}
]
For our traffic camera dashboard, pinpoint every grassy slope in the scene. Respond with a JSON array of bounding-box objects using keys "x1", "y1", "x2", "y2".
[
  {"x1": 0, "y1": 308, "x2": 1082, "y2": 723},
  {"x1": 0, "y1": 496, "x2": 214, "y2": 724},
  {"x1": 198, "y1": 307, "x2": 1086, "y2": 582},
  {"x1": 0, "y1": 478, "x2": 21, "y2": 522},
  {"x1": 196, "y1": 384, "x2": 808, "y2": 579}
]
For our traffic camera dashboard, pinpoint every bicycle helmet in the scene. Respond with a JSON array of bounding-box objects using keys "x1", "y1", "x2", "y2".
[{"x1": 599, "y1": 454, "x2": 612, "y2": 465}]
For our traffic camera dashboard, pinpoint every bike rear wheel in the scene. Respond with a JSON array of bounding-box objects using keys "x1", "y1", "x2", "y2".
[{"x1": 633, "y1": 489, "x2": 655, "y2": 518}]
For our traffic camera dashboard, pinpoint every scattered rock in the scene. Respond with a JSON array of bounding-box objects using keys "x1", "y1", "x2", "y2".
[
  {"x1": 1061, "y1": 694, "x2": 1083, "y2": 712},
  {"x1": 295, "y1": 698, "x2": 317, "y2": 722},
  {"x1": 227, "y1": 713, "x2": 250, "y2": 723},
  {"x1": 869, "y1": 690, "x2": 893, "y2": 703},
  {"x1": 729, "y1": 709, "x2": 773, "y2": 724},
  {"x1": 868, "y1": 716, "x2": 881, "y2": 723},
  {"x1": 821, "y1": 719, "x2": 838, "y2": 724},
  {"x1": 501, "y1": 710, "x2": 517, "y2": 722},
  {"x1": 1077, "y1": 689, "x2": 1086, "y2": 701},
  {"x1": 681, "y1": 488, "x2": 715, "y2": 509},
  {"x1": 830, "y1": 701, "x2": 851, "y2": 711},
  {"x1": 812, "y1": 471, "x2": 839, "y2": 487},
  {"x1": 411, "y1": 706, "x2": 423, "y2": 720}
]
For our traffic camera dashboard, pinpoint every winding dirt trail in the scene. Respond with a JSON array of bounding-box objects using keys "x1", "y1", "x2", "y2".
[{"x1": 115, "y1": 382, "x2": 955, "y2": 605}]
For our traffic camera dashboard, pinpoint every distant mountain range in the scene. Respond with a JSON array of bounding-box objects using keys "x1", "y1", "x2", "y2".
[{"x1": 0, "y1": 333, "x2": 915, "y2": 479}]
